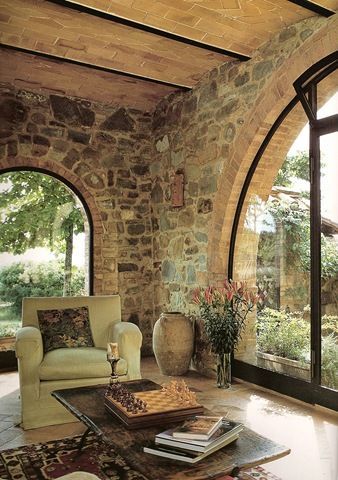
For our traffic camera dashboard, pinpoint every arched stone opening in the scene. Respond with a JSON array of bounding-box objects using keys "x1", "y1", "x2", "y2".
[
  {"x1": 208, "y1": 15, "x2": 338, "y2": 279},
  {"x1": 0, "y1": 156, "x2": 104, "y2": 294}
]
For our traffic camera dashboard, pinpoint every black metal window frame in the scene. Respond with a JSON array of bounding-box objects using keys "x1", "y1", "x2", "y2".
[
  {"x1": 0, "y1": 166, "x2": 94, "y2": 295},
  {"x1": 229, "y1": 52, "x2": 338, "y2": 411}
]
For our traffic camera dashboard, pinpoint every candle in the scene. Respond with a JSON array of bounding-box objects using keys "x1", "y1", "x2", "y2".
[{"x1": 107, "y1": 342, "x2": 119, "y2": 359}]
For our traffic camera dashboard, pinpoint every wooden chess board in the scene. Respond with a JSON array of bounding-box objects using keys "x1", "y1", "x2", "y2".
[{"x1": 104, "y1": 389, "x2": 204, "y2": 429}]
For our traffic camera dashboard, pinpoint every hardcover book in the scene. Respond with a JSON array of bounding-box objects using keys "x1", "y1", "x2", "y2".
[
  {"x1": 171, "y1": 415, "x2": 224, "y2": 440},
  {"x1": 156, "y1": 419, "x2": 243, "y2": 452},
  {"x1": 144, "y1": 432, "x2": 239, "y2": 464}
]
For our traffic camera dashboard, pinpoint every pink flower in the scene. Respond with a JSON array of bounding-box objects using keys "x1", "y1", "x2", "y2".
[
  {"x1": 192, "y1": 288, "x2": 202, "y2": 304},
  {"x1": 205, "y1": 286, "x2": 214, "y2": 304},
  {"x1": 226, "y1": 289, "x2": 234, "y2": 301}
]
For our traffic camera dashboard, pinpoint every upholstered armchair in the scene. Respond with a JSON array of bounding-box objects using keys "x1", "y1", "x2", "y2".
[{"x1": 15, "y1": 295, "x2": 142, "y2": 430}]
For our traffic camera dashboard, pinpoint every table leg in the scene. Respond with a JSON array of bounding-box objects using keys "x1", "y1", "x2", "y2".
[{"x1": 74, "y1": 427, "x2": 92, "y2": 458}]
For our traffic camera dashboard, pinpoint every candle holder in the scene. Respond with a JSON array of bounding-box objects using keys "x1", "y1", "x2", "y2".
[{"x1": 107, "y1": 354, "x2": 120, "y2": 385}]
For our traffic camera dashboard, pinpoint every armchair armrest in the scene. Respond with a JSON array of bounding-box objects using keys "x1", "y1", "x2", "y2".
[
  {"x1": 111, "y1": 322, "x2": 142, "y2": 380},
  {"x1": 16, "y1": 326, "x2": 43, "y2": 399}
]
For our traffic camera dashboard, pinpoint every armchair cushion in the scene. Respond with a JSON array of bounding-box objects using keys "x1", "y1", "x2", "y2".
[
  {"x1": 37, "y1": 306, "x2": 94, "y2": 353},
  {"x1": 39, "y1": 347, "x2": 127, "y2": 381}
]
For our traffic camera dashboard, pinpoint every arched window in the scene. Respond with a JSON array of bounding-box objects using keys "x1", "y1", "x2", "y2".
[
  {"x1": 230, "y1": 54, "x2": 337, "y2": 410},
  {"x1": 0, "y1": 168, "x2": 93, "y2": 337}
]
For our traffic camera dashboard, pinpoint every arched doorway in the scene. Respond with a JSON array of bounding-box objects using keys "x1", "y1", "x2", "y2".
[{"x1": 230, "y1": 54, "x2": 337, "y2": 410}]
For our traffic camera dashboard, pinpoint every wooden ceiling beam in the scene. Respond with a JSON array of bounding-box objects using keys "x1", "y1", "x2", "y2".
[
  {"x1": 0, "y1": 43, "x2": 191, "y2": 91},
  {"x1": 286, "y1": 0, "x2": 335, "y2": 17},
  {"x1": 47, "y1": 0, "x2": 251, "y2": 62}
]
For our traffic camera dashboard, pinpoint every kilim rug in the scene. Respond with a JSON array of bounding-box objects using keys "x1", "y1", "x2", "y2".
[{"x1": 0, "y1": 434, "x2": 282, "y2": 480}]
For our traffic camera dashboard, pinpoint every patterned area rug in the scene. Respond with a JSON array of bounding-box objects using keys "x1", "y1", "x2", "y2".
[{"x1": 0, "y1": 434, "x2": 282, "y2": 480}]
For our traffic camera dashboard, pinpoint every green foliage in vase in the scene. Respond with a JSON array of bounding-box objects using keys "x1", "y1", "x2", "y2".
[{"x1": 193, "y1": 279, "x2": 262, "y2": 355}]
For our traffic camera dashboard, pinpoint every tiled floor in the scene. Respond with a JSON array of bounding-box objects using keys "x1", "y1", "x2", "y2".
[{"x1": 0, "y1": 357, "x2": 337, "y2": 480}]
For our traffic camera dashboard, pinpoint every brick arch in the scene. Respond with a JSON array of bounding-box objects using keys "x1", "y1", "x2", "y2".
[
  {"x1": 0, "y1": 155, "x2": 104, "y2": 294},
  {"x1": 208, "y1": 15, "x2": 338, "y2": 277}
]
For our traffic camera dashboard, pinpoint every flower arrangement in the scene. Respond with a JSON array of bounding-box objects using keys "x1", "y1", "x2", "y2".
[{"x1": 193, "y1": 279, "x2": 262, "y2": 355}]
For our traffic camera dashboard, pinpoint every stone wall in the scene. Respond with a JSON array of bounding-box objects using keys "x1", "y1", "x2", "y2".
[
  {"x1": 0, "y1": 13, "x2": 336, "y2": 362},
  {"x1": 149, "y1": 15, "x2": 337, "y2": 373},
  {"x1": 0, "y1": 85, "x2": 155, "y2": 353}
]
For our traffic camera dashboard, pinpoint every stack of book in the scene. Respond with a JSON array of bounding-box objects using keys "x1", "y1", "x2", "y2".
[{"x1": 143, "y1": 415, "x2": 243, "y2": 464}]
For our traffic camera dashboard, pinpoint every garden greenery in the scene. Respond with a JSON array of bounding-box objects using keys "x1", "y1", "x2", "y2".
[
  {"x1": 257, "y1": 308, "x2": 309, "y2": 360},
  {"x1": 0, "y1": 261, "x2": 85, "y2": 317},
  {"x1": 257, "y1": 308, "x2": 338, "y2": 389},
  {"x1": 266, "y1": 198, "x2": 338, "y2": 279},
  {"x1": 0, "y1": 171, "x2": 85, "y2": 295}
]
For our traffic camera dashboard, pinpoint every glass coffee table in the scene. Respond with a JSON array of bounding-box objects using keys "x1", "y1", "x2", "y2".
[{"x1": 52, "y1": 379, "x2": 290, "y2": 480}]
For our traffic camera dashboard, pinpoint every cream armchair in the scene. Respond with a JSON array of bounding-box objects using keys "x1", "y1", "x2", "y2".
[{"x1": 16, "y1": 295, "x2": 142, "y2": 430}]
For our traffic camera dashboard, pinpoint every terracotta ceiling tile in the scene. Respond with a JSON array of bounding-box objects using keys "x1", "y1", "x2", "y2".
[
  {"x1": 165, "y1": 8, "x2": 200, "y2": 27},
  {"x1": 320, "y1": 0, "x2": 338, "y2": 7},
  {"x1": 24, "y1": 20, "x2": 75, "y2": 40},
  {"x1": 33, "y1": 43, "x2": 68, "y2": 59},
  {"x1": 56, "y1": 38, "x2": 87, "y2": 51},
  {"x1": 139, "y1": 60, "x2": 170, "y2": 74},
  {"x1": 195, "y1": 0, "x2": 224, "y2": 8},
  {"x1": 144, "y1": 14, "x2": 177, "y2": 31},
  {"x1": 135, "y1": 0, "x2": 171, "y2": 17},
  {"x1": 77, "y1": 35, "x2": 109, "y2": 48},
  {"x1": 195, "y1": 17, "x2": 232, "y2": 37},
  {"x1": 32, "y1": 1, "x2": 75, "y2": 22},
  {"x1": 1, "y1": 0, "x2": 336, "y2": 111},
  {"x1": 19, "y1": 35, "x2": 38, "y2": 50},
  {"x1": 6, "y1": 15, "x2": 29, "y2": 31},
  {"x1": 0, "y1": 13, "x2": 10, "y2": 23},
  {"x1": 107, "y1": 2, "x2": 146, "y2": 22},
  {"x1": 167, "y1": 55, "x2": 224, "y2": 74},
  {"x1": 2, "y1": 2, "x2": 32, "y2": 20},
  {"x1": 112, "y1": 0, "x2": 134, "y2": 7},
  {"x1": 220, "y1": 0, "x2": 240, "y2": 8},
  {"x1": 189, "y1": 3, "x2": 228, "y2": 22},
  {"x1": 22, "y1": 28, "x2": 58, "y2": 46},
  {"x1": 82, "y1": 0, "x2": 112, "y2": 10},
  {"x1": 27, "y1": 16, "x2": 65, "y2": 29},
  {"x1": 158, "y1": 0, "x2": 193, "y2": 12},
  {"x1": 202, "y1": 33, "x2": 253, "y2": 56},
  {"x1": 172, "y1": 23, "x2": 207, "y2": 41},
  {"x1": 0, "y1": 21, "x2": 24, "y2": 36}
]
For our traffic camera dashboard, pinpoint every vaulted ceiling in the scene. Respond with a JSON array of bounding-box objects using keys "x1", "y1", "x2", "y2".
[{"x1": 0, "y1": 0, "x2": 337, "y2": 111}]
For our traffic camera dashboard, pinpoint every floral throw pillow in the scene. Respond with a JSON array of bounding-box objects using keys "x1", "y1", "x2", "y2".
[{"x1": 37, "y1": 306, "x2": 94, "y2": 353}]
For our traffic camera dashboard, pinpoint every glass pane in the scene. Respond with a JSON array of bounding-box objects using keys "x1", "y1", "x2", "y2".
[
  {"x1": 320, "y1": 127, "x2": 338, "y2": 391},
  {"x1": 234, "y1": 103, "x2": 311, "y2": 382},
  {"x1": 317, "y1": 71, "x2": 338, "y2": 120},
  {"x1": 0, "y1": 172, "x2": 88, "y2": 342}
]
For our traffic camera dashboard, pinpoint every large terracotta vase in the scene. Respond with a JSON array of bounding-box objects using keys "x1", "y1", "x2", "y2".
[{"x1": 153, "y1": 312, "x2": 194, "y2": 375}]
